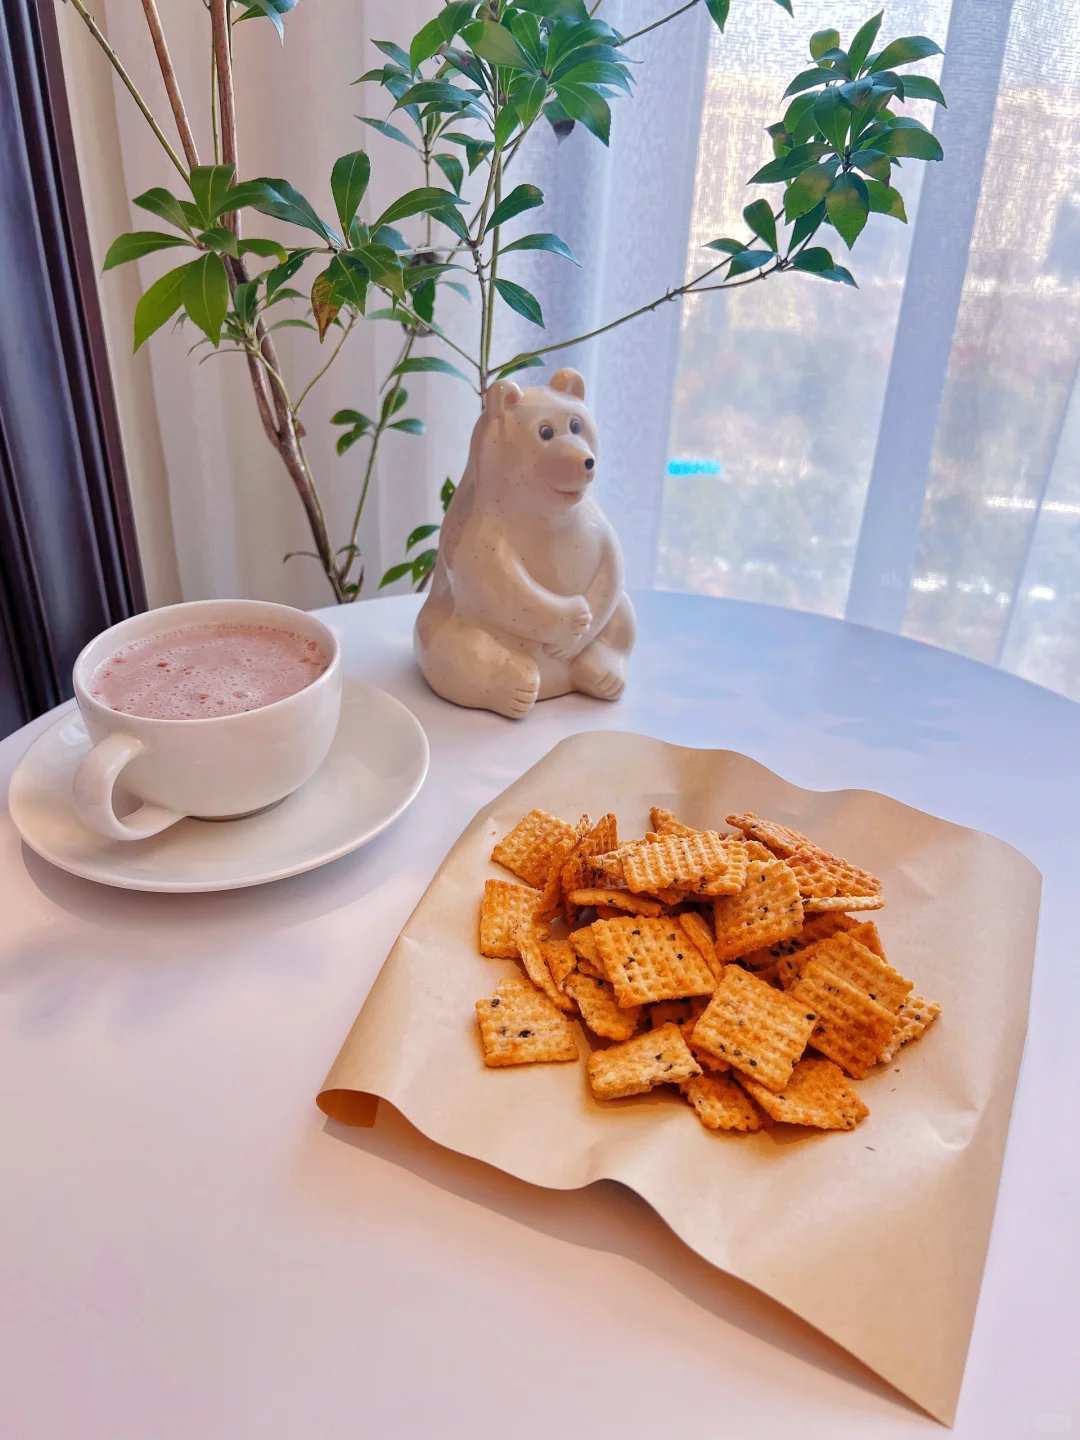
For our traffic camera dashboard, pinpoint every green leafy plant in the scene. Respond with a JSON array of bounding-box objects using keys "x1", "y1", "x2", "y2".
[{"x1": 64, "y1": 0, "x2": 944, "y2": 603}]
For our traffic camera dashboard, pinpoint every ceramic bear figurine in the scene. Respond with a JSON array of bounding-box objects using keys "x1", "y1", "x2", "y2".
[{"x1": 415, "y1": 367, "x2": 636, "y2": 720}]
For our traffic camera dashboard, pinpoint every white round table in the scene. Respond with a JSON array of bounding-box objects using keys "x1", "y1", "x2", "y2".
[{"x1": 1, "y1": 593, "x2": 1076, "y2": 1439}]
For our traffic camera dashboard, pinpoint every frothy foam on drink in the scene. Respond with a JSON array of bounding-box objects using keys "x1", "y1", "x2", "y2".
[{"x1": 90, "y1": 623, "x2": 329, "y2": 720}]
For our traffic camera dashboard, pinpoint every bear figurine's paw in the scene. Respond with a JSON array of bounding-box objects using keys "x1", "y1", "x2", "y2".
[{"x1": 569, "y1": 642, "x2": 627, "y2": 703}]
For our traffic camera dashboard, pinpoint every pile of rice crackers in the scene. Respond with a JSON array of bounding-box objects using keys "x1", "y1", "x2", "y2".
[{"x1": 475, "y1": 806, "x2": 940, "y2": 1134}]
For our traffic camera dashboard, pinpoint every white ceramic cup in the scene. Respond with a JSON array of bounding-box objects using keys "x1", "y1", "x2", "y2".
[{"x1": 71, "y1": 598, "x2": 342, "y2": 841}]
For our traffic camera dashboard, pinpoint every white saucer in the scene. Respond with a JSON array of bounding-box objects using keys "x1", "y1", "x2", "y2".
[{"x1": 7, "y1": 678, "x2": 429, "y2": 893}]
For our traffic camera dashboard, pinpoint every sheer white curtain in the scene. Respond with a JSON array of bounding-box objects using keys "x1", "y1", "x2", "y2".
[{"x1": 60, "y1": 0, "x2": 1080, "y2": 703}]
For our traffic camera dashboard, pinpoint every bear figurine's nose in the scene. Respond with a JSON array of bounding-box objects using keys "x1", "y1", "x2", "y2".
[{"x1": 584, "y1": 457, "x2": 595, "y2": 471}]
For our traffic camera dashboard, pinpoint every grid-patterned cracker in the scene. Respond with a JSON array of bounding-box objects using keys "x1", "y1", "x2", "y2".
[
  {"x1": 516, "y1": 923, "x2": 574, "y2": 1012},
  {"x1": 787, "y1": 846, "x2": 883, "y2": 912},
  {"x1": 542, "y1": 935, "x2": 578, "y2": 991},
  {"x1": 588, "y1": 1023, "x2": 701, "y2": 1100},
  {"x1": 650, "y1": 807, "x2": 698, "y2": 837},
  {"x1": 569, "y1": 924, "x2": 602, "y2": 966},
  {"x1": 475, "y1": 977, "x2": 579, "y2": 1067},
  {"x1": 479, "y1": 880, "x2": 540, "y2": 958},
  {"x1": 535, "y1": 815, "x2": 590, "y2": 920},
  {"x1": 878, "y1": 994, "x2": 941, "y2": 1064},
  {"x1": 692, "y1": 964, "x2": 817, "y2": 1092},
  {"x1": 568, "y1": 888, "x2": 664, "y2": 917},
  {"x1": 712, "y1": 859, "x2": 804, "y2": 964},
  {"x1": 725, "y1": 812, "x2": 813, "y2": 858},
  {"x1": 492, "y1": 809, "x2": 578, "y2": 890},
  {"x1": 565, "y1": 970, "x2": 641, "y2": 1041},
  {"x1": 591, "y1": 916, "x2": 716, "y2": 1008},
  {"x1": 561, "y1": 813, "x2": 618, "y2": 921},
  {"x1": 738, "y1": 1057, "x2": 869, "y2": 1129},
  {"x1": 679, "y1": 911, "x2": 721, "y2": 980},
  {"x1": 778, "y1": 932, "x2": 912, "y2": 1012},
  {"x1": 681, "y1": 1073, "x2": 764, "y2": 1132},
  {"x1": 740, "y1": 910, "x2": 851, "y2": 970},
  {"x1": 595, "y1": 832, "x2": 747, "y2": 897},
  {"x1": 791, "y1": 959, "x2": 896, "y2": 1079}
]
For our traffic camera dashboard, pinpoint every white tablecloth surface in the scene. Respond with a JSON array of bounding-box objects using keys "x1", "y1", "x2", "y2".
[{"x1": 1, "y1": 593, "x2": 1076, "y2": 1439}]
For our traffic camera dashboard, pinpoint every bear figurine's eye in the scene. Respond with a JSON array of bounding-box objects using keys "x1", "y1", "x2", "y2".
[
  {"x1": 539, "y1": 423, "x2": 554, "y2": 441},
  {"x1": 569, "y1": 417, "x2": 582, "y2": 435}
]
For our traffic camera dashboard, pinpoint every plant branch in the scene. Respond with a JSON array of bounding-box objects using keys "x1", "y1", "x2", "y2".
[
  {"x1": 210, "y1": 0, "x2": 240, "y2": 232},
  {"x1": 139, "y1": 0, "x2": 200, "y2": 169},
  {"x1": 293, "y1": 314, "x2": 357, "y2": 413},
  {"x1": 65, "y1": 0, "x2": 188, "y2": 179},
  {"x1": 621, "y1": 0, "x2": 700, "y2": 45}
]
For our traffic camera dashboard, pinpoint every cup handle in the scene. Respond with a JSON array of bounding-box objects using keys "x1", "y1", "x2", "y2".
[{"x1": 72, "y1": 732, "x2": 183, "y2": 841}]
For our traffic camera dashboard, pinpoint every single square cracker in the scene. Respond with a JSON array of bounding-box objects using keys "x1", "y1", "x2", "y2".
[
  {"x1": 787, "y1": 846, "x2": 883, "y2": 912},
  {"x1": 650, "y1": 806, "x2": 698, "y2": 837},
  {"x1": 791, "y1": 959, "x2": 897, "y2": 1079},
  {"x1": 779, "y1": 931, "x2": 912, "y2": 1012},
  {"x1": 541, "y1": 935, "x2": 578, "y2": 991},
  {"x1": 595, "y1": 831, "x2": 747, "y2": 897},
  {"x1": 692, "y1": 965, "x2": 817, "y2": 1092},
  {"x1": 679, "y1": 911, "x2": 721, "y2": 979},
  {"x1": 725, "y1": 813, "x2": 813, "y2": 858},
  {"x1": 561, "y1": 813, "x2": 618, "y2": 921},
  {"x1": 479, "y1": 879, "x2": 540, "y2": 959},
  {"x1": 878, "y1": 994, "x2": 941, "y2": 1064},
  {"x1": 475, "y1": 977, "x2": 579, "y2": 1067},
  {"x1": 680, "y1": 1073, "x2": 764, "y2": 1132},
  {"x1": 565, "y1": 970, "x2": 641, "y2": 1041},
  {"x1": 591, "y1": 916, "x2": 717, "y2": 1008},
  {"x1": 567, "y1": 888, "x2": 664, "y2": 917},
  {"x1": 492, "y1": 809, "x2": 578, "y2": 890},
  {"x1": 738, "y1": 1057, "x2": 869, "y2": 1129},
  {"x1": 517, "y1": 923, "x2": 574, "y2": 1012},
  {"x1": 535, "y1": 816, "x2": 589, "y2": 920},
  {"x1": 587, "y1": 1022, "x2": 701, "y2": 1100},
  {"x1": 712, "y1": 858, "x2": 804, "y2": 963}
]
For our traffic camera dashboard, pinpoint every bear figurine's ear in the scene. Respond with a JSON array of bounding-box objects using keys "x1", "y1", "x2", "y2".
[
  {"x1": 550, "y1": 367, "x2": 586, "y2": 400},
  {"x1": 486, "y1": 379, "x2": 523, "y2": 417}
]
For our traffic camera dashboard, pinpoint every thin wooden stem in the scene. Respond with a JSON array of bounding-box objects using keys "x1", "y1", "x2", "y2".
[
  {"x1": 65, "y1": 0, "x2": 188, "y2": 179},
  {"x1": 139, "y1": 0, "x2": 200, "y2": 169},
  {"x1": 210, "y1": 0, "x2": 240, "y2": 233},
  {"x1": 621, "y1": 0, "x2": 699, "y2": 45}
]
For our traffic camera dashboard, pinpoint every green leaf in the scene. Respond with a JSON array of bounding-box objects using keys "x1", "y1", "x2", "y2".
[
  {"x1": 812, "y1": 88, "x2": 849, "y2": 151},
  {"x1": 705, "y1": 0, "x2": 730, "y2": 31},
  {"x1": 265, "y1": 249, "x2": 315, "y2": 300},
  {"x1": 848, "y1": 11, "x2": 883, "y2": 75},
  {"x1": 864, "y1": 178, "x2": 907, "y2": 220},
  {"x1": 809, "y1": 28, "x2": 840, "y2": 59},
  {"x1": 232, "y1": 280, "x2": 259, "y2": 325},
  {"x1": 311, "y1": 268, "x2": 342, "y2": 340},
  {"x1": 327, "y1": 254, "x2": 370, "y2": 312},
  {"x1": 411, "y1": 549, "x2": 437, "y2": 584},
  {"x1": 867, "y1": 36, "x2": 942, "y2": 73},
  {"x1": 705, "y1": 237, "x2": 747, "y2": 254},
  {"x1": 132, "y1": 261, "x2": 192, "y2": 351},
  {"x1": 553, "y1": 83, "x2": 611, "y2": 145},
  {"x1": 727, "y1": 248, "x2": 774, "y2": 277},
  {"x1": 102, "y1": 231, "x2": 192, "y2": 270},
  {"x1": 782, "y1": 93, "x2": 818, "y2": 135},
  {"x1": 848, "y1": 148, "x2": 891, "y2": 182},
  {"x1": 742, "y1": 199, "x2": 777, "y2": 252},
  {"x1": 373, "y1": 186, "x2": 466, "y2": 231},
  {"x1": 494, "y1": 102, "x2": 521, "y2": 151},
  {"x1": 460, "y1": 19, "x2": 532, "y2": 69},
  {"x1": 406, "y1": 523, "x2": 440, "y2": 550},
  {"x1": 380, "y1": 562, "x2": 414, "y2": 588},
  {"x1": 790, "y1": 246, "x2": 857, "y2": 285},
  {"x1": 433, "y1": 153, "x2": 464, "y2": 195},
  {"x1": 876, "y1": 126, "x2": 943, "y2": 161},
  {"x1": 331, "y1": 151, "x2": 371, "y2": 234},
  {"x1": 392, "y1": 79, "x2": 480, "y2": 115},
  {"x1": 237, "y1": 236, "x2": 289, "y2": 263},
  {"x1": 390, "y1": 417, "x2": 425, "y2": 435},
  {"x1": 245, "y1": 178, "x2": 340, "y2": 243},
  {"x1": 463, "y1": 137, "x2": 495, "y2": 173},
  {"x1": 440, "y1": 477, "x2": 456, "y2": 510},
  {"x1": 897, "y1": 74, "x2": 946, "y2": 106},
  {"x1": 133, "y1": 188, "x2": 193, "y2": 234},
  {"x1": 500, "y1": 232, "x2": 579, "y2": 265},
  {"x1": 554, "y1": 59, "x2": 631, "y2": 95},
  {"x1": 188, "y1": 164, "x2": 235, "y2": 225},
  {"x1": 409, "y1": 16, "x2": 446, "y2": 72},
  {"x1": 371, "y1": 40, "x2": 411, "y2": 70},
  {"x1": 382, "y1": 386, "x2": 409, "y2": 420},
  {"x1": 771, "y1": 0, "x2": 794, "y2": 14},
  {"x1": 331, "y1": 408, "x2": 373, "y2": 428},
  {"x1": 486, "y1": 183, "x2": 544, "y2": 233},
  {"x1": 748, "y1": 141, "x2": 829, "y2": 185},
  {"x1": 783, "y1": 161, "x2": 837, "y2": 220},
  {"x1": 783, "y1": 66, "x2": 837, "y2": 98},
  {"x1": 236, "y1": 0, "x2": 297, "y2": 43},
  {"x1": 182, "y1": 252, "x2": 230, "y2": 345},
  {"x1": 495, "y1": 355, "x2": 545, "y2": 379},
  {"x1": 355, "y1": 115, "x2": 419, "y2": 151},
  {"x1": 197, "y1": 225, "x2": 240, "y2": 257},
  {"x1": 789, "y1": 199, "x2": 826, "y2": 248},
  {"x1": 493, "y1": 277, "x2": 544, "y2": 326},
  {"x1": 508, "y1": 73, "x2": 548, "y2": 130},
  {"x1": 440, "y1": 3, "x2": 478, "y2": 42},
  {"x1": 351, "y1": 243, "x2": 404, "y2": 298},
  {"x1": 336, "y1": 427, "x2": 366, "y2": 456},
  {"x1": 825, "y1": 172, "x2": 869, "y2": 248},
  {"x1": 265, "y1": 286, "x2": 304, "y2": 307},
  {"x1": 393, "y1": 355, "x2": 469, "y2": 382}
]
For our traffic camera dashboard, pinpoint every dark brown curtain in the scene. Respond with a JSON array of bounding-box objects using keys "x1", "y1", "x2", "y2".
[{"x1": 0, "y1": 0, "x2": 145, "y2": 740}]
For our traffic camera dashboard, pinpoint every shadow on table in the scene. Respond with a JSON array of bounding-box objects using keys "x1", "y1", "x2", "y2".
[{"x1": 324, "y1": 1101, "x2": 932, "y2": 1427}]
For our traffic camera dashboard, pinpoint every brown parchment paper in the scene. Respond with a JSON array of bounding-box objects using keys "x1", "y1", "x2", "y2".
[{"x1": 318, "y1": 731, "x2": 1041, "y2": 1425}]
